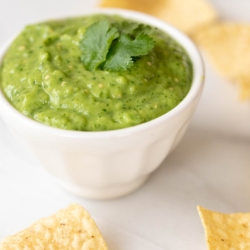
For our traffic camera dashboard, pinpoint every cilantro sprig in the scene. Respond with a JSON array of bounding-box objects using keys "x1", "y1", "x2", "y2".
[
  {"x1": 80, "y1": 20, "x2": 155, "y2": 72},
  {"x1": 80, "y1": 20, "x2": 119, "y2": 71}
]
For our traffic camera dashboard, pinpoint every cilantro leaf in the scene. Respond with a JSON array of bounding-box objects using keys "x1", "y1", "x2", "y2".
[
  {"x1": 114, "y1": 21, "x2": 156, "y2": 37},
  {"x1": 112, "y1": 21, "x2": 140, "y2": 36},
  {"x1": 80, "y1": 20, "x2": 119, "y2": 71},
  {"x1": 80, "y1": 20, "x2": 155, "y2": 72},
  {"x1": 103, "y1": 32, "x2": 155, "y2": 71}
]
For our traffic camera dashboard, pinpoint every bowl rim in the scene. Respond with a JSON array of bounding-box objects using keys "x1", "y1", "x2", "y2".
[{"x1": 0, "y1": 8, "x2": 204, "y2": 139}]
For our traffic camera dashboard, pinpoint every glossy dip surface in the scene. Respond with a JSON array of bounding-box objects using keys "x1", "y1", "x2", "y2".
[{"x1": 0, "y1": 15, "x2": 192, "y2": 131}]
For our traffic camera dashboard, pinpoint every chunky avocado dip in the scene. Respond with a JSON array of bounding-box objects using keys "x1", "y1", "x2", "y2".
[{"x1": 0, "y1": 15, "x2": 192, "y2": 131}]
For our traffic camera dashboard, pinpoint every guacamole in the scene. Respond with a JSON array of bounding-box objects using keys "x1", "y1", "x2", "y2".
[{"x1": 0, "y1": 15, "x2": 192, "y2": 131}]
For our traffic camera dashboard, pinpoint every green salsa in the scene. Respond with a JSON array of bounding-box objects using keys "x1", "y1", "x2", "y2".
[{"x1": 0, "y1": 15, "x2": 192, "y2": 131}]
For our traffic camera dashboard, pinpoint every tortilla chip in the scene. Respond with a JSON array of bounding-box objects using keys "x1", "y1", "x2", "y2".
[
  {"x1": 238, "y1": 75, "x2": 250, "y2": 100},
  {"x1": 99, "y1": 0, "x2": 218, "y2": 34},
  {"x1": 193, "y1": 22, "x2": 250, "y2": 99},
  {"x1": 197, "y1": 206, "x2": 250, "y2": 249},
  {"x1": 0, "y1": 204, "x2": 108, "y2": 250}
]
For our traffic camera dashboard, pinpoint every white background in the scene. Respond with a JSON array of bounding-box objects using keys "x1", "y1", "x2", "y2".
[{"x1": 0, "y1": 0, "x2": 250, "y2": 249}]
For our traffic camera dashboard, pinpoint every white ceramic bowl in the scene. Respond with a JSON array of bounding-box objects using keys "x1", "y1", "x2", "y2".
[{"x1": 0, "y1": 9, "x2": 204, "y2": 199}]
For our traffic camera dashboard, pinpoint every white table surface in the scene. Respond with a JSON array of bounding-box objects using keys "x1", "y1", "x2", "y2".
[{"x1": 0, "y1": 0, "x2": 250, "y2": 249}]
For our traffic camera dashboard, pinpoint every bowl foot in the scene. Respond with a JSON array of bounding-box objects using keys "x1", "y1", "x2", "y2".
[{"x1": 55, "y1": 175, "x2": 149, "y2": 200}]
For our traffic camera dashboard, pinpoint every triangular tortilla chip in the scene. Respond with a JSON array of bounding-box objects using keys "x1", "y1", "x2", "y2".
[
  {"x1": 193, "y1": 22, "x2": 250, "y2": 99},
  {"x1": 98, "y1": 0, "x2": 218, "y2": 34},
  {"x1": 0, "y1": 204, "x2": 108, "y2": 250},
  {"x1": 198, "y1": 206, "x2": 250, "y2": 250}
]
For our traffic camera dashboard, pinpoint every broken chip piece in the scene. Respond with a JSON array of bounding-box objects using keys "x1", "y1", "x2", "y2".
[
  {"x1": 0, "y1": 204, "x2": 108, "y2": 250},
  {"x1": 197, "y1": 206, "x2": 250, "y2": 250},
  {"x1": 98, "y1": 0, "x2": 218, "y2": 34},
  {"x1": 193, "y1": 22, "x2": 250, "y2": 100}
]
